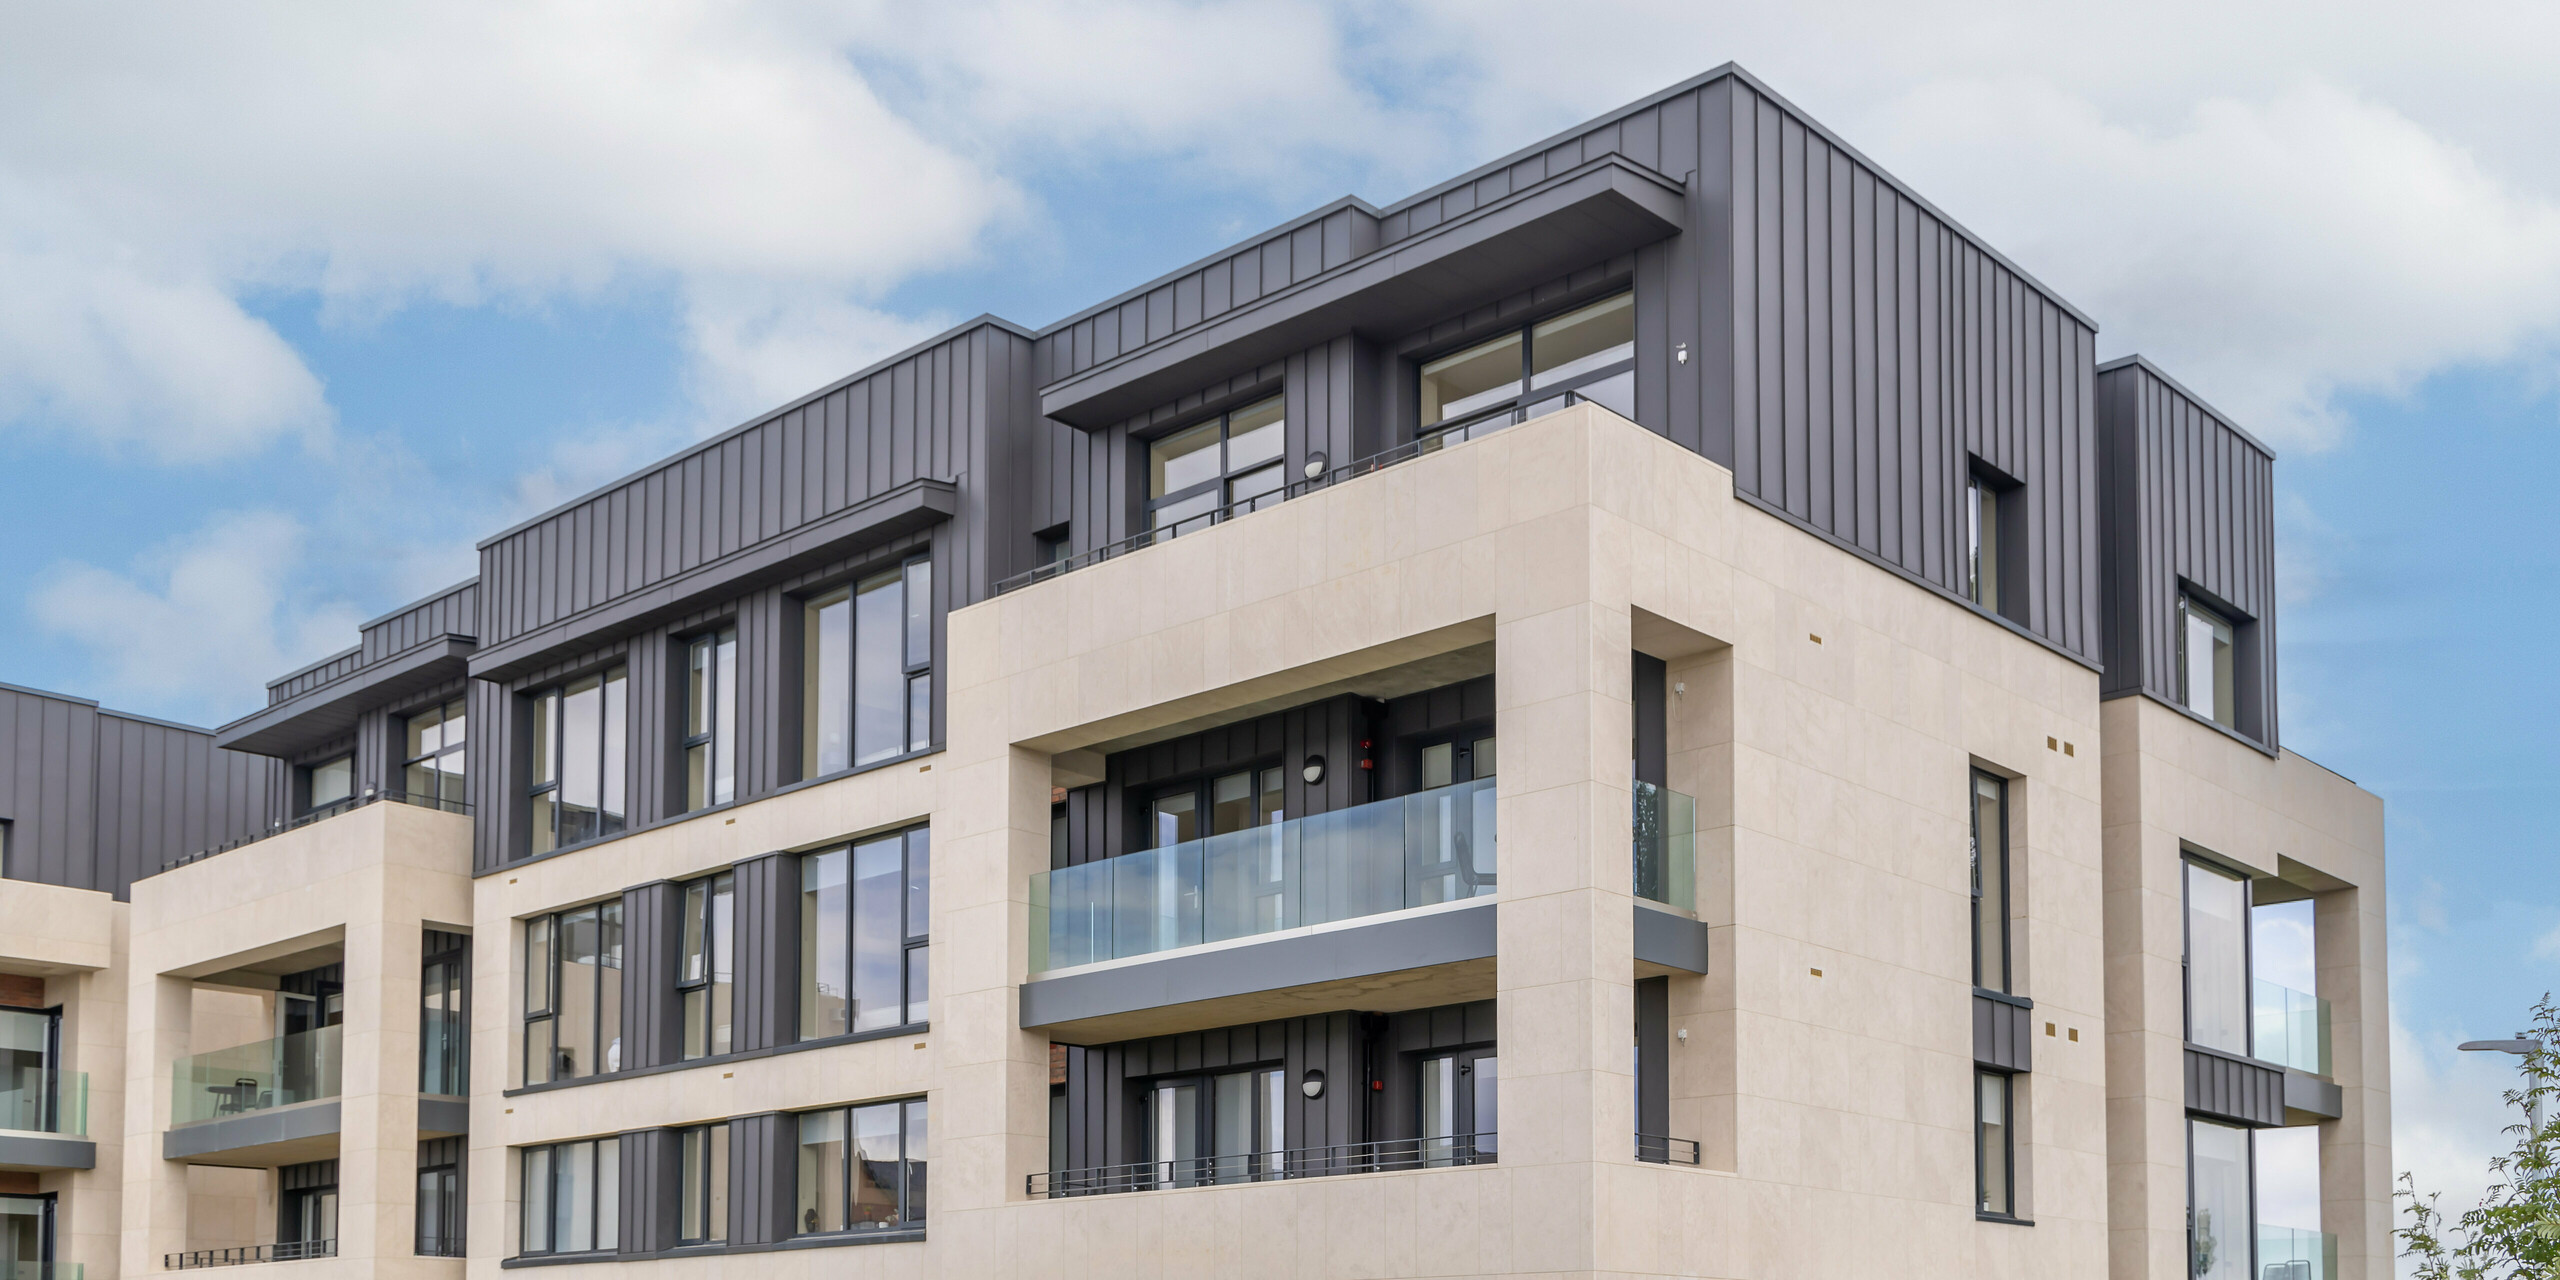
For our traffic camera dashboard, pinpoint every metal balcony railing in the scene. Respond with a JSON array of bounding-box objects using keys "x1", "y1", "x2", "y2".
[
  {"x1": 159, "y1": 788, "x2": 471, "y2": 875},
  {"x1": 170, "y1": 1026, "x2": 342, "y2": 1126},
  {"x1": 1029, "y1": 1133, "x2": 1496, "y2": 1197},
  {"x1": 1636, "y1": 1133, "x2": 1703, "y2": 1165},
  {"x1": 164, "y1": 1240, "x2": 335, "y2": 1269}
]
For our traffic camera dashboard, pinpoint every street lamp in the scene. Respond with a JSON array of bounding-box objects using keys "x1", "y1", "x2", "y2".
[{"x1": 2458, "y1": 1036, "x2": 2547, "y2": 1134}]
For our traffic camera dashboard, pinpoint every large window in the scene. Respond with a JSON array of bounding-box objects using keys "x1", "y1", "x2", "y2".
[
  {"x1": 2179, "y1": 594, "x2": 2238, "y2": 729},
  {"x1": 800, "y1": 828, "x2": 929, "y2": 1040},
  {"x1": 795, "y1": 1099, "x2": 926, "y2": 1235},
  {"x1": 1145, "y1": 395, "x2": 1285, "y2": 534},
  {"x1": 528, "y1": 667, "x2": 628, "y2": 855},
  {"x1": 1416, "y1": 291, "x2": 1634, "y2": 440},
  {"x1": 678, "y1": 872, "x2": 735, "y2": 1060},
  {"x1": 1417, "y1": 1050, "x2": 1497, "y2": 1167},
  {"x1": 804, "y1": 558, "x2": 931, "y2": 776},
  {"x1": 683, "y1": 629, "x2": 738, "y2": 811},
  {"x1": 1971, "y1": 770, "x2": 2010, "y2": 994},
  {"x1": 2184, "y1": 858, "x2": 2250, "y2": 1054},
  {"x1": 520, "y1": 1138, "x2": 619, "y2": 1256},
  {"x1": 2188, "y1": 1118, "x2": 2253, "y2": 1280},
  {"x1": 678, "y1": 1123, "x2": 729, "y2": 1245},
  {"x1": 305, "y1": 754, "x2": 354, "y2": 815},
  {"x1": 402, "y1": 697, "x2": 467, "y2": 808},
  {"x1": 1146, "y1": 1067, "x2": 1288, "y2": 1186},
  {"x1": 0, "y1": 1007, "x2": 59, "y2": 1132},
  {"x1": 1976, "y1": 1070, "x2": 2015, "y2": 1217},
  {"x1": 523, "y1": 904, "x2": 623, "y2": 1085},
  {"x1": 1966, "y1": 471, "x2": 2003, "y2": 613}
]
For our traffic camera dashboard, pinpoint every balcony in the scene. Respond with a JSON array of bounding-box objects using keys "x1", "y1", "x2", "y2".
[
  {"x1": 0, "y1": 1071, "x2": 92, "y2": 1172},
  {"x1": 1631, "y1": 782, "x2": 1696, "y2": 910},
  {"x1": 165, "y1": 1241, "x2": 337, "y2": 1270},
  {"x1": 2254, "y1": 979, "x2": 2332, "y2": 1077},
  {"x1": 173, "y1": 1027, "x2": 342, "y2": 1125},
  {"x1": 2257, "y1": 1224, "x2": 2336, "y2": 1280},
  {"x1": 1030, "y1": 1133, "x2": 1496, "y2": 1198}
]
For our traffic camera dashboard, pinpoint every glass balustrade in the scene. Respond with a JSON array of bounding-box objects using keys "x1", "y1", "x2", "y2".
[
  {"x1": 171, "y1": 1026, "x2": 342, "y2": 1126},
  {"x1": 2254, "y1": 979, "x2": 2332, "y2": 1076},
  {"x1": 0, "y1": 1071, "x2": 84, "y2": 1136},
  {"x1": 2256, "y1": 1224, "x2": 2336, "y2": 1280},
  {"x1": 1031, "y1": 778, "x2": 1497, "y2": 973},
  {"x1": 1632, "y1": 781, "x2": 1696, "y2": 912}
]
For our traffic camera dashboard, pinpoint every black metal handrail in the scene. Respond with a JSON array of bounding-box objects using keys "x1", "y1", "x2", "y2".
[
  {"x1": 1635, "y1": 1133, "x2": 1702, "y2": 1165},
  {"x1": 159, "y1": 789, "x2": 472, "y2": 874},
  {"x1": 166, "y1": 1239, "x2": 337, "y2": 1269},
  {"x1": 1029, "y1": 1132, "x2": 1496, "y2": 1197},
  {"x1": 990, "y1": 390, "x2": 1618, "y2": 597},
  {"x1": 414, "y1": 1236, "x2": 465, "y2": 1259}
]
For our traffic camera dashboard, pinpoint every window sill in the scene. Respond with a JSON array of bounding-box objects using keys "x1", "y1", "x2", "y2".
[
  {"x1": 1976, "y1": 1212, "x2": 2034, "y2": 1227},
  {"x1": 487, "y1": 745, "x2": 941, "y2": 876},
  {"x1": 1973, "y1": 988, "x2": 2034, "y2": 1010},
  {"x1": 500, "y1": 1230, "x2": 924, "y2": 1266},
  {"x1": 501, "y1": 1022, "x2": 928, "y2": 1097}
]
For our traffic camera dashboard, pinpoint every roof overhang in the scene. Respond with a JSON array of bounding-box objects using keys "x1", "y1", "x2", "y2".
[
  {"x1": 214, "y1": 636, "x2": 475, "y2": 758},
  {"x1": 1040, "y1": 153, "x2": 1690, "y2": 429}
]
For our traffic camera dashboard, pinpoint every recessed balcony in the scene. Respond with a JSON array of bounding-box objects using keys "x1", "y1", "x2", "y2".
[{"x1": 166, "y1": 1027, "x2": 342, "y2": 1164}]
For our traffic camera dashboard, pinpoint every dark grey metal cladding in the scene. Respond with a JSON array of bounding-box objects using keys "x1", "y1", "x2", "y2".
[
  {"x1": 1062, "y1": 692, "x2": 1377, "y2": 867},
  {"x1": 362, "y1": 579, "x2": 479, "y2": 664},
  {"x1": 2184, "y1": 1043, "x2": 2284, "y2": 1127},
  {"x1": 2284, "y1": 1067, "x2": 2342, "y2": 1121},
  {"x1": 1018, "y1": 900, "x2": 1495, "y2": 1032},
  {"x1": 1633, "y1": 905, "x2": 1710, "y2": 974},
  {"x1": 161, "y1": 1100, "x2": 342, "y2": 1160},
  {"x1": 214, "y1": 638, "x2": 475, "y2": 759},
  {"x1": 728, "y1": 1111, "x2": 794, "y2": 1246},
  {"x1": 0, "y1": 1132, "x2": 94, "y2": 1170},
  {"x1": 1973, "y1": 991, "x2": 2035, "y2": 1073},
  {"x1": 2095, "y1": 356, "x2": 2279, "y2": 750},
  {"x1": 618, "y1": 1128, "x2": 679, "y2": 1254},
  {"x1": 621, "y1": 882, "x2": 683, "y2": 1070},
  {"x1": 417, "y1": 1097, "x2": 470, "y2": 1137},
  {"x1": 1, "y1": 682, "x2": 279, "y2": 901},
  {"x1": 729, "y1": 853, "x2": 799, "y2": 1053}
]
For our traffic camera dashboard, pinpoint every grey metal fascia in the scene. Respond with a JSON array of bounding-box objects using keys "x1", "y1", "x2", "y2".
[
  {"x1": 1632, "y1": 903, "x2": 1710, "y2": 974},
  {"x1": 1018, "y1": 901, "x2": 1497, "y2": 1030},
  {"x1": 214, "y1": 636, "x2": 476, "y2": 757},
  {"x1": 1038, "y1": 154, "x2": 1687, "y2": 428},
  {"x1": 0, "y1": 1132, "x2": 96, "y2": 1170},
  {"x1": 161, "y1": 1099, "x2": 343, "y2": 1160},
  {"x1": 2282, "y1": 1068, "x2": 2343, "y2": 1120},
  {"x1": 418, "y1": 1095, "x2": 470, "y2": 1137}
]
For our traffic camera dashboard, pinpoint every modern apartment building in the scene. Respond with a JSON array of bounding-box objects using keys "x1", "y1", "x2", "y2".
[{"x1": 0, "y1": 63, "x2": 2388, "y2": 1280}]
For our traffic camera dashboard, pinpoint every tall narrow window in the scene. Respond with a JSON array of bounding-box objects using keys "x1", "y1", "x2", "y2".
[
  {"x1": 794, "y1": 1100, "x2": 926, "y2": 1235},
  {"x1": 2184, "y1": 858, "x2": 2250, "y2": 1054},
  {"x1": 519, "y1": 1139, "x2": 618, "y2": 1256},
  {"x1": 416, "y1": 1156, "x2": 461, "y2": 1256},
  {"x1": 684, "y1": 629, "x2": 738, "y2": 811},
  {"x1": 419, "y1": 948, "x2": 466, "y2": 1095},
  {"x1": 1966, "y1": 472, "x2": 2001, "y2": 613},
  {"x1": 1976, "y1": 1070, "x2": 2014, "y2": 1216},
  {"x1": 0, "y1": 1007, "x2": 59, "y2": 1133},
  {"x1": 1146, "y1": 396, "x2": 1287, "y2": 535},
  {"x1": 2179, "y1": 595, "x2": 2238, "y2": 729},
  {"x1": 678, "y1": 1123, "x2": 729, "y2": 1245},
  {"x1": 803, "y1": 558, "x2": 932, "y2": 776},
  {"x1": 2189, "y1": 1118, "x2": 2253, "y2": 1280},
  {"x1": 1971, "y1": 771, "x2": 2011, "y2": 994},
  {"x1": 527, "y1": 667, "x2": 627, "y2": 855},
  {"x1": 522, "y1": 903, "x2": 622, "y2": 1084},
  {"x1": 403, "y1": 697, "x2": 468, "y2": 809},
  {"x1": 800, "y1": 827, "x2": 930, "y2": 1040},
  {"x1": 678, "y1": 872, "x2": 735, "y2": 1060},
  {"x1": 1417, "y1": 291, "x2": 1635, "y2": 442}
]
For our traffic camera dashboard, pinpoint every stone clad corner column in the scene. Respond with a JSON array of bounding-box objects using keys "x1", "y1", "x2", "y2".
[
  {"x1": 121, "y1": 973, "x2": 192, "y2": 1279},
  {"x1": 2319, "y1": 883, "x2": 2391, "y2": 1280}
]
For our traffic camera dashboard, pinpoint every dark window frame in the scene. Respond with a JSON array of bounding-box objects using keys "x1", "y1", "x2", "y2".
[
  {"x1": 521, "y1": 902, "x2": 624, "y2": 1086},
  {"x1": 800, "y1": 555, "x2": 935, "y2": 779},
  {"x1": 1964, "y1": 458, "x2": 2027, "y2": 623},
  {"x1": 301, "y1": 752, "x2": 356, "y2": 818},
  {"x1": 1971, "y1": 769, "x2": 2012, "y2": 995},
  {"x1": 1142, "y1": 394, "x2": 1288, "y2": 536},
  {"x1": 1411, "y1": 289, "x2": 1636, "y2": 443},
  {"x1": 792, "y1": 1097, "x2": 927, "y2": 1236},
  {"x1": 399, "y1": 695, "x2": 469, "y2": 809},
  {"x1": 420, "y1": 944, "x2": 468, "y2": 1096},
  {"x1": 524, "y1": 665, "x2": 629, "y2": 856},
  {"x1": 2180, "y1": 852, "x2": 2255, "y2": 1055},
  {"x1": 681, "y1": 627, "x2": 740, "y2": 814},
  {"x1": 1975, "y1": 1068, "x2": 2019, "y2": 1220},
  {"x1": 676, "y1": 1122, "x2": 730, "y2": 1246},
  {"x1": 677, "y1": 871, "x2": 736, "y2": 1061},
  {"x1": 797, "y1": 826, "x2": 931, "y2": 1043},
  {"x1": 516, "y1": 1137, "x2": 620, "y2": 1257},
  {"x1": 1139, "y1": 1062, "x2": 1290, "y2": 1187},
  {"x1": 0, "y1": 1003, "x2": 64, "y2": 1133},
  {"x1": 416, "y1": 1153, "x2": 462, "y2": 1256}
]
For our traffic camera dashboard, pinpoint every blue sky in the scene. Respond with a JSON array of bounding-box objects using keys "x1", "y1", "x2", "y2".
[{"x1": 1, "y1": 1, "x2": 2552, "y2": 1248}]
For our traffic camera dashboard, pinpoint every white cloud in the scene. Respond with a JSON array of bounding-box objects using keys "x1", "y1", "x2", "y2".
[
  {"x1": 2389, "y1": 1011, "x2": 2541, "y2": 1274},
  {"x1": 28, "y1": 511, "x2": 365, "y2": 723}
]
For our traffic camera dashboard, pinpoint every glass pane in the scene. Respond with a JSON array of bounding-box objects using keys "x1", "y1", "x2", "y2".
[
  {"x1": 802, "y1": 850, "x2": 850, "y2": 1040},
  {"x1": 2191, "y1": 1119, "x2": 2253, "y2": 1280},
  {"x1": 1226, "y1": 398, "x2": 1284, "y2": 469},
  {"x1": 853, "y1": 836, "x2": 904, "y2": 1032},
  {"x1": 710, "y1": 873, "x2": 734, "y2": 1055},
  {"x1": 1473, "y1": 1056, "x2": 1498, "y2": 1157},
  {"x1": 557, "y1": 1140, "x2": 591, "y2": 1253},
  {"x1": 808, "y1": 591, "x2": 851, "y2": 776},
  {"x1": 1151, "y1": 790, "x2": 1198, "y2": 848},
  {"x1": 1227, "y1": 463, "x2": 1283, "y2": 510},
  {"x1": 681, "y1": 989, "x2": 707, "y2": 1061},
  {"x1": 442, "y1": 698, "x2": 466, "y2": 746},
  {"x1": 524, "y1": 917, "x2": 552, "y2": 1014},
  {"x1": 685, "y1": 744, "x2": 710, "y2": 813},
  {"x1": 1420, "y1": 332, "x2": 1523, "y2": 427},
  {"x1": 680, "y1": 882, "x2": 708, "y2": 984},
  {"x1": 904, "y1": 943, "x2": 928, "y2": 1027},
  {"x1": 310, "y1": 756, "x2": 353, "y2": 809},
  {"x1": 902, "y1": 1099, "x2": 927, "y2": 1223},
  {"x1": 1529, "y1": 292, "x2": 1635, "y2": 387},
  {"x1": 797, "y1": 1110, "x2": 846, "y2": 1234},
  {"x1": 1421, "y1": 743, "x2": 1454, "y2": 790},
  {"x1": 907, "y1": 673, "x2": 931, "y2": 755},
  {"x1": 595, "y1": 1138, "x2": 619, "y2": 1251},
  {"x1": 1148, "y1": 488, "x2": 1219, "y2": 534},
  {"x1": 1149, "y1": 421, "x2": 1222, "y2": 498},
  {"x1": 906, "y1": 830, "x2": 931, "y2": 938},
  {"x1": 407, "y1": 704, "x2": 439, "y2": 760},
  {"x1": 523, "y1": 1016, "x2": 554, "y2": 1087},
  {"x1": 559, "y1": 677, "x2": 601, "y2": 842},
  {"x1": 1210, "y1": 771, "x2": 1256, "y2": 836},
  {"x1": 0, "y1": 1011, "x2": 51, "y2": 1131},
  {"x1": 687, "y1": 635, "x2": 711, "y2": 737},
  {"x1": 706, "y1": 1123, "x2": 729, "y2": 1241},
  {"x1": 680, "y1": 1128, "x2": 705, "y2": 1241},
  {"x1": 601, "y1": 668, "x2": 627, "y2": 834},
  {"x1": 1973, "y1": 773, "x2": 2008, "y2": 993},
  {"x1": 713, "y1": 631, "x2": 737, "y2": 805},
  {"x1": 1978, "y1": 1072, "x2": 2011, "y2": 1215},
  {"x1": 406, "y1": 762, "x2": 436, "y2": 801},
  {"x1": 522, "y1": 1147, "x2": 552, "y2": 1253},
  {"x1": 1258, "y1": 768, "x2": 1285, "y2": 827},
  {"x1": 2210, "y1": 613, "x2": 2236, "y2": 728},
  {"x1": 530, "y1": 793, "x2": 556, "y2": 856},
  {"x1": 851, "y1": 1102, "x2": 903, "y2": 1227},
  {"x1": 557, "y1": 909, "x2": 598, "y2": 1078},
  {"x1": 1262, "y1": 1068, "x2": 1285, "y2": 1176},
  {"x1": 1419, "y1": 1055, "x2": 1456, "y2": 1166},
  {"x1": 598, "y1": 902, "x2": 623, "y2": 1073},
  {"x1": 440, "y1": 748, "x2": 466, "y2": 805},
  {"x1": 1472, "y1": 736, "x2": 1496, "y2": 780},
  {"x1": 1152, "y1": 1082, "x2": 1199, "y2": 1186},
  {"x1": 903, "y1": 558, "x2": 932, "y2": 668},
  {"x1": 1213, "y1": 1071, "x2": 1253, "y2": 1184},
  {"x1": 530, "y1": 692, "x2": 556, "y2": 786},
  {"x1": 2186, "y1": 860, "x2": 2250, "y2": 1053},
  {"x1": 855, "y1": 571, "x2": 904, "y2": 766}
]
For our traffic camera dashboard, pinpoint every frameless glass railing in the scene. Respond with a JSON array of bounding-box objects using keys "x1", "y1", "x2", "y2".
[
  {"x1": 1632, "y1": 781, "x2": 1696, "y2": 912},
  {"x1": 2254, "y1": 979, "x2": 2332, "y2": 1076},
  {"x1": 171, "y1": 1026, "x2": 342, "y2": 1126},
  {"x1": 2257, "y1": 1224, "x2": 2337, "y2": 1280},
  {"x1": 0, "y1": 1071, "x2": 86, "y2": 1136},
  {"x1": 1031, "y1": 778, "x2": 1497, "y2": 973}
]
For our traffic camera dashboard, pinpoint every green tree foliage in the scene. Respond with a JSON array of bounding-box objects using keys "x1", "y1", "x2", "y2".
[{"x1": 2399, "y1": 996, "x2": 2560, "y2": 1279}]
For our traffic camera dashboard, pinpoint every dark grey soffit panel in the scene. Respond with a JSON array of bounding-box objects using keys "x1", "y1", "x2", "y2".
[
  {"x1": 469, "y1": 477, "x2": 957, "y2": 682},
  {"x1": 1018, "y1": 902, "x2": 1497, "y2": 1029},
  {"x1": 162, "y1": 1099, "x2": 343, "y2": 1160},
  {"x1": 1972, "y1": 991, "x2": 2035, "y2": 1073},
  {"x1": 214, "y1": 637, "x2": 475, "y2": 757},
  {"x1": 1632, "y1": 904, "x2": 1710, "y2": 974},
  {"x1": 1039, "y1": 155, "x2": 1689, "y2": 428},
  {"x1": 0, "y1": 1132, "x2": 96, "y2": 1170},
  {"x1": 2283, "y1": 1068, "x2": 2342, "y2": 1121},
  {"x1": 2183, "y1": 1044, "x2": 2285, "y2": 1128},
  {"x1": 419, "y1": 1095, "x2": 470, "y2": 1137}
]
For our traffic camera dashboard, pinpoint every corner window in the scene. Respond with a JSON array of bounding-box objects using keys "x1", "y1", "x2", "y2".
[
  {"x1": 2179, "y1": 595, "x2": 2238, "y2": 729},
  {"x1": 1971, "y1": 771, "x2": 2010, "y2": 994},
  {"x1": 1146, "y1": 395, "x2": 1286, "y2": 535},
  {"x1": 800, "y1": 827, "x2": 929, "y2": 1040},
  {"x1": 678, "y1": 872, "x2": 735, "y2": 1060},
  {"x1": 794, "y1": 1099, "x2": 926, "y2": 1235},
  {"x1": 803, "y1": 558, "x2": 932, "y2": 777},
  {"x1": 305, "y1": 754, "x2": 354, "y2": 815},
  {"x1": 1976, "y1": 1070, "x2": 2014, "y2": 1216},
  {"x1": 683, "y1": 629, "x2": 738, "y2": 811},
  {"x1": 527, "y1": 667, "x2": 627, "y2": 855},
  {"x1": 522, "y1": 904, "x2": 623, "y2": 1085},
  {"x1": 402, "y1": 698, "x2": 468, "y2": 810},
  {"x1": 519, "y1": 1138, "x2": 619, "y2": 1256},
  {"x1": 1417, "y1": 291, "x2": 1634, "y2": 441},
  {"x1": 2183, "y1": 858, "x2": 2250, "y2": 1054},
  {"x1": 678, "y1": 1122, "x2": 729, "y2": 1245}
]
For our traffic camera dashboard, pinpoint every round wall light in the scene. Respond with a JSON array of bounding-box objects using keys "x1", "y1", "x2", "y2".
[
  {"x1": 1301, "y1": 754, "x2": 1326, "y2": 785},
  {"x1": 1301, "y1": 1069, "x2": 1325, "y2": 1100},
  {"x1": 1304, "y1": 451, "x2": 1328, "y2": 479}
]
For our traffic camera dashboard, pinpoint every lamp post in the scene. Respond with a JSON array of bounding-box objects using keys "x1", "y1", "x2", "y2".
[{"x1": 2458, "y1": 1036, "x2": 2546, "y2": 1134}]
